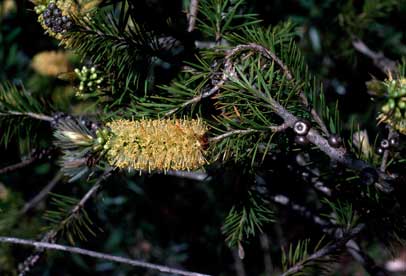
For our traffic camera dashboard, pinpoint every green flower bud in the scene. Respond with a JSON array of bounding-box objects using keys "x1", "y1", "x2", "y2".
[
  {"x1": 389, "y1": 99, "x2": 396, "y2": 109},
  {"x1": 97, "y1": 136, "x2": 104, "y2": 144},
  {"x1": 394, "y1": 108, "x2": 402, "y2": 119},
  {"x1": 381, "y1": 104, "x2": 390, "y2": 113},
  {"x1": 398, "y1": 100, "x2": 406, "y2": 110}
]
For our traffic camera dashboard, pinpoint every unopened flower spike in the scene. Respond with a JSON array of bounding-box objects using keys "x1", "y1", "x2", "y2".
[
  {"x1": 53, "y1": 117, "x2": 96, "y2": 162},
  {"x1": 104, "y1": 118, "x2": 208, "y2": 173},
  {"x1": 74, "y1": 66, "x2": 104, "y2": 98},
  {"x1": 52, "y1": 115, "x2": 105, "y2": 181}
]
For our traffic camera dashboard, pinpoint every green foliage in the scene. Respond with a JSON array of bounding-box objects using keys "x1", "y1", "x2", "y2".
[
  {"x1": 281, "y1": 237, "x2": 334, "y2": 276},
  {"x1": 338, "y1": 0, "x2": 399, "y2": 36},
  {"x1": 0, "y1": 82, "x2": 49, "y2": 147},
  {"x1": 0, "y1": 186, "x2": 42, "y2": 274},
  {"x1": 0, "y1": 0, "x2": 405, "y2": 275},
  {"x1": 322, "y1": 199, "x2": 358, "y2": 231},
  {"x1": 141, "y1": 22, "x2": 342, "y2": 165},
  {"x1": 209, "y1": 53, "x2": 297, "y2": 162},
  {"x1": 66, "y1": 5, "x2": 162, "y2": 107},
  {"x1": 197, "y1": 0, "x2": 261, "y2": 41},
  {"x1": 227, "y1": 25, "x2": 341, "y2": 134},
  {"x1": 222, "y1": 192, "x2": 274, "y2": 249},
  {"x1": 130, "y1": 58, "x2": 214, "y2": 118},
  {"x1": 224, "y1": 21, "x2": 298, "y2": 50},
  {"x1": 282, "y1": 239, "x2": 310, "y2": 273},
  {"x1": 44, "y1": 193, "x2": 97, "y2": 244}
]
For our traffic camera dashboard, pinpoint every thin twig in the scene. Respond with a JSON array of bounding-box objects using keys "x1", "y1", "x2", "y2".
[
  {"x1": 18, "y1": 169, "x2": 113, "y2": 275},
  {"x1": 225, "y1": 43, "x2": 330, "y2": 135},
  {"x1": 0, "y1": 111, "x2": 53, "y2": 122},
  {"x1": 166, "y1": 170, "x2": 210, "y2": 181},
  {"x1": 209, "y1": 44, "x2": 390, "y2": 187},
  {"x1": 169, "y1": 43, "x2": 329, "y2": 134},
  {"x1": 209, "y1": 129, "x2": 257, "y2": 142},
  {"x1": 170, "y1": 42, "x2": 387, "y2": 184},
  {"x1": 0, "y1": 236, "x2": 211, "y2": 276},
  {"x1": 279, "y1": 224, "x2": 364, "y2": 276},
  {"x1": 209, "y1": 123, "x2": 289, "y2": 142},
  {"x1": 271, "y1": 194, "x2": 330, "y2": 228},
  {"x1": 346, "y1": 240, "x2": 390, "y2": 276},
  {"x1": 165, "y1": 80, "x2": 225, "y2": 116},
  {"x1": 71, "y1": 181, "x2": 102, "y2": 213},
  {"x1": 214, "y1": 44, "x2": 329, "y2": 134},
  {"x1": 187, "y1": 0, "x2": 200, "y2": 32},
  {"x1": 352, "y1": 38, "x2": 397, "y2": 75},
  {"x1": 253, "y1": 85, "x2": 370, "y2": 171},
  {"x1": 20, "y1": 171, "x2": 64, "y2": 214},
  {"x1": 165, "y1": 43, "x2": 238, "y2": 116},
  {"x1": 272, "y1": 193, "x2": 389, "y2": 276},
  {"x1": 0, "y1": 148, "x2": 55, "y2": 175},
  {"x1": 252, "y1": 84, "x2": 394, "y2": 190},
  {"x1": 352, "y1": 38, "x2": 398, "y2": 173},
  {"x1": 231, "y1": 248, "x2": 246, "y2": 276},
  {"x1": 0, "y1": 158, "x2": 37, "y2": 175},
  {"x1": 294, "y1": 153, "x2": 332, "y2": 196},
  {"x1": 259, "y1": 233, "x2": 274, "y2": 275}
]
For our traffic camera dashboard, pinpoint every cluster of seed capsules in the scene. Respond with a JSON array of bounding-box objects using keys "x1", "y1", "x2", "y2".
[
  {"x1": 293, "y1": 118, "x2": 400, "y2": 156},
  {"x1": 293, "y1": 119, "x2": 342, "y2": 148},
  {"x1": 376, "y1": 137, "x2": 399, "y2": 155},
  {"x1": 42, "y1": 2, "x2": 73, "y2": 34}
]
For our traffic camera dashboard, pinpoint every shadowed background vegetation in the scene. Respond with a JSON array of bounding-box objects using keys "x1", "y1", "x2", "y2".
[{"x1": 0, "y1": 0, "x2": 406, "y2": 275}]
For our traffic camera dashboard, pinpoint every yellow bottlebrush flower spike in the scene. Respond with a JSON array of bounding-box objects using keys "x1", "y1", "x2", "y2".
[
  {"x1": 31, "y1": 51, "x2": 70, "y2": 77},
  {"x1": 105, "y1": 119, "x2": 208, "y2": 172}
]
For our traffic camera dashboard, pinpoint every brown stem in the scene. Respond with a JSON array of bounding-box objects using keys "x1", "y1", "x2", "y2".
[
  {"x1": 20, "y1": 171, "x2": 63, "y2": 214},
  {"x1": 279, "y1": 224, "x2": 364, "y2": 276},
  {"x1": 225, "y1": 43, "x2": 330, "y2": 135},
  {"x1": 352, "y1": 38, "x2": 397, "y2": 75},
  {"x1": 212, "y1": 44, "x2": 386, "y2": 183},
  {"x1": 18, "y1": 169, "x2": 113, "y2": 275},
  {"x1": 187, "y1": 0, "x2": 200, "y2": 32},
  {"x1": 165, "y1": 79, "x2": 225, "y2": 116},
  {"x1": 231, "y1": 247, "x2": 247, "y2": 276},
  {"x1": 1, "y1": 111, "x2": 53, "y2": 121},
  {"x1": 272, "y1": 193, "x2": 389, "y2": 276},
  {"x1": 0, "y1": 158, "x2": 36, "y2": 175},
  {"x1": 166, "y1": 170, "x2": 209, "y2": 181},
  {"x1": 0, "y1": 236, "x2": 211, "y2": 276},
  {"x1": 259, "y1": 233, "x2": 274, "y2": 275},
  {"x1": 209, "y1": 123, "x2": 289, "y2": 142}
]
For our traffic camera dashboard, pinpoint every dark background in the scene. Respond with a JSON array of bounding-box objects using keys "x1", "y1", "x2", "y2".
[{"x1": 0, "y1": 0, "x2": 405, "y2": 275}]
